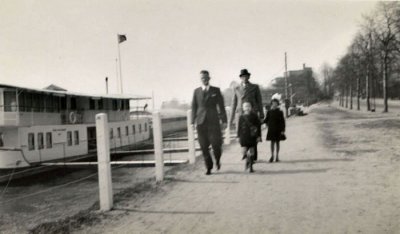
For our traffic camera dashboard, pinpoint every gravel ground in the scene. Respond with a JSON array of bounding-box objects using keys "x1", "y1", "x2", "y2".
[{"x1": 73, "y1": 103, "x2": 400, "y2": 234}]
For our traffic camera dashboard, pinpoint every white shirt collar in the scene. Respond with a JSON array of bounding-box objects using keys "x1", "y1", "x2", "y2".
[{"x1": 202, "y1": 85, "x2": 209, "y2": 91}]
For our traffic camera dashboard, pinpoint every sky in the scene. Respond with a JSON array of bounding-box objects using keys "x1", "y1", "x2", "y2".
[{"x1": 0, "y1": 0, "x2": 378, "y2": 107}]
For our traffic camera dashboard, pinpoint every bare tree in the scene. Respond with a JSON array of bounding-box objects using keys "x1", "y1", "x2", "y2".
[{"x1": 371, "y1": 2, "x2": 400, "y2": 112}]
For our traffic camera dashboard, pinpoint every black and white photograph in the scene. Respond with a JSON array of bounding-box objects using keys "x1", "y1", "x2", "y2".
[{"x1": 1, "y1": 0, "x2": 399, "y2": 233}]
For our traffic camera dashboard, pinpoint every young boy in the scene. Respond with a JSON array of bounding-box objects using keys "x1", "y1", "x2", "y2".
[{"x1": 237, "y1": 102, "x2": 261, "y2": 173}]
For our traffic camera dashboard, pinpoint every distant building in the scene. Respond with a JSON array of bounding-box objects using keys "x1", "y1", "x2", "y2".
[{"x1": 268, "y1": 64, "x2": 320, "y2": 106}]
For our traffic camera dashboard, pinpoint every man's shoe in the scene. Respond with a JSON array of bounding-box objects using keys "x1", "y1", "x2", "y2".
[
  {"x1": 216, "y1": 162, "x2": 221, "y2": 170},
  {"x1": 275, "y1": 158, "x2": 280, "y2": 162},
  {"x1": 205, "y1": 169, "x2": 211, "y2": 175},
  {"x1": 249, "y1": 168, "x2": 255, "y2": 173}
]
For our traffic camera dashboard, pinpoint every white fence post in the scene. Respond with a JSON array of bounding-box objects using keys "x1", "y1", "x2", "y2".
[
  {"x1": 224, "y1": 107, "x2": 231, "y2": 145},
  {"x1": 152, "y1": 111, "x2": 164, "y2": 182},
  {"x1": 96, "y1": 113, "x2": 113, "y2": 211},
  {"x1": 186, "y1": 110, "x2": 196, "y2": 164}
]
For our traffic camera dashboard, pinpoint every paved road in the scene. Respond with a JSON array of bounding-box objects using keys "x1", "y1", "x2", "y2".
[{"x1": 78, "y1": 104, "x2": 400, "y2": 234}]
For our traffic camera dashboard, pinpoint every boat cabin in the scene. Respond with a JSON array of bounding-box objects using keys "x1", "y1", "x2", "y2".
[{"x1": 0, "y1": 84, "x2": 150, "y2": 127}]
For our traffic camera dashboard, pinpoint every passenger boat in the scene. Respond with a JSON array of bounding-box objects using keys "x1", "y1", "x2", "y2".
[{"x1": 0, "y1": 83, "x2": 151, "y2": 169}]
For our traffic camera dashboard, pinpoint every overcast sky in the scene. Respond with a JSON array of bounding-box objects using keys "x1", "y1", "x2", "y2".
[{"x1": 0, "y1": 0, "x2": 378, "y2": 107}]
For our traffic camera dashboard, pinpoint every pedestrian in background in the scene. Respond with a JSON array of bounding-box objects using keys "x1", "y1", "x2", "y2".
[{"x1": 264, "y1": 98, "x2": 285, "y2": 162}]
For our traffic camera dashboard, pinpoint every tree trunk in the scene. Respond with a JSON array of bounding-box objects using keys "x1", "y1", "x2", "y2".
[
  {"x1": 383, "y1": 56, "x2": 388, "y2": 112},
  {"x1": 340, "y1": 88, "x2": 344, "y2": 107},
  {"x1": 357, "y1": 75, "x2": 360, "y2": 110},
  {"x1": 350, "y1": 83, "x2": 353, "y2": 110},
  {"x1": 345, "y1": 86, "x2": 348, "y2": 108},
  {"x1": 366, "y1": 62, "x2": 371, "y2": 111}
]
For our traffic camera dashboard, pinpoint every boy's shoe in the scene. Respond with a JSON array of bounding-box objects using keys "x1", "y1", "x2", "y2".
[
  {"x1": 245, "y1": 161, "x2": 249, "y2": 171},
  {"x1": 249, "y1": 168, "x2": 255, "y2": 173},
  {"x1": 275, "y1": 158, "x2": 280, "y2": 162},
  {"x1": 205, "y1": 169, "x2": 211, "y2": 175}
]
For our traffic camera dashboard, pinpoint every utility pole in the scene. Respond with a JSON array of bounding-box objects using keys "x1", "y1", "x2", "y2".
[
  {"x1": 284, "y1": 52, "x2": 289, "y2": 118},
  {"x1": 105, "y1": 77, "x2": 109, "y2": 94}
]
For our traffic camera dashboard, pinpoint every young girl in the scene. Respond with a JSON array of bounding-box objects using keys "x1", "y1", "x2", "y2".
[
  {"x1": 238, "y1": 102, "x2": 261, "y2": 173},
  {"x1": 264, "y1": 99, "x2": 285, "y2": 162}
]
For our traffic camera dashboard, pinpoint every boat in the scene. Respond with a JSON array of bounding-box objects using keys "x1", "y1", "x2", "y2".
[{"x1": 0, "y1": 83, "x2": 152, "y2": 170}]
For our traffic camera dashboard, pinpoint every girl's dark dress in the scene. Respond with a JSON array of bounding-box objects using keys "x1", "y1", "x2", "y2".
[
  {"x1": 264, "y1": 108, "x2": 285, "y2": 141},
  {"x1": 237, "y1": 112, "x2": 261, "y2": 147}
]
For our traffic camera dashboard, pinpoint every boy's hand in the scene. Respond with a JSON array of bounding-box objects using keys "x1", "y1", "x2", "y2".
[{"x1": 221, "y1": 122, "x2": 227, "y2": 130}]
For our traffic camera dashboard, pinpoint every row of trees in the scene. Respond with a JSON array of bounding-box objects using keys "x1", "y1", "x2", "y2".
[{"x1": 322, "y1": 2, "x2": 400, "y2": 112}]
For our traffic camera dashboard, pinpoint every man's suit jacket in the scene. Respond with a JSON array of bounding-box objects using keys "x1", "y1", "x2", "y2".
[
  {"x1": 230, "y1": 82, "x2": 264, "y2": 123},
  {"x1": 191, "y1": 86, "x2": 227, "y2": 126}
]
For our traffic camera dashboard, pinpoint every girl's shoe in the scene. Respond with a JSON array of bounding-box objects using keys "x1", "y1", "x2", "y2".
[{"x1": 269, "y1": 157, "x2": 274, "y2": 163}]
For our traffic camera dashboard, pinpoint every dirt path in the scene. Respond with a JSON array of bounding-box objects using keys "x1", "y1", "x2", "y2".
[{"x1": 74, "y1": 104, "x2": 399, "y2": 234}]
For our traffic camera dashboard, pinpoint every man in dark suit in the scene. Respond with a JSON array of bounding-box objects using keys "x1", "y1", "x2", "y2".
[
  {"x1": 191, "y1": 70, "x2": 227, "y2": 175},
  {"x1": 230, "y1": 69, "x2": 264, "y2": 160}
]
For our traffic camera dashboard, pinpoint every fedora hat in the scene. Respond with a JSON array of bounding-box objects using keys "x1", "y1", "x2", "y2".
[{"x1": 239, "y1": 69, "x2": 251, "y2": 77}]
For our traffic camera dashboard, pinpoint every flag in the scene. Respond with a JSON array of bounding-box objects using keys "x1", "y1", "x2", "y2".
[{"x1": 118, "y1": 34, "x2": 127, "y2": 43}]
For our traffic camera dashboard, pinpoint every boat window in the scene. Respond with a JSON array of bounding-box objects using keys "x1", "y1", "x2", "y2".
[
  {"x1": 38, "y1": 133, "x2": 44, "y2": 149},
  {"x1": 126, "y1": 100, "x2": 130, "y2": 110},
  {"x1": 45, "y1": 95, "x2": 54, "y2": 112},
  {"x1": 98, "y1": 99, "x2": 103, "y2": 110},
  {"x1": 28, "y1": 133, "x2": 35, "y2": 150},
  {"x1": 125, "y1": 126, "x2": 129, "y2": 136},
  {"x1": 46, "y1": 132, "x2": 52, "y2": 149},
  {"x1": 110, "y1": 128, "x2": 114, "y2": 139},
  {"x1": 74, "y1": 131, "x2": 79, "y2": 145},
  {"x1": 18, "y1": 92, "x2": 26, "y2": 112},
  {"x1": 89, "y1": 99, "x2": 95, "y2": 110},
  {"x1": 112, "y1": 100, "x2": 118, "y2": 110},
  {"x1": 145, "y1": 123, "x2": 148, "y2": 132},
  {"x1": 3, "y1": 90, "x2": 17, "y2": 112},
  {"x1": 70, "y1": 97, "x2": 77, "y2": 110},
  {"x1": 117, "y1": 127, "x2": 121, "y2": 138},
  {"x1": 53, "y1": 96, "x2": 60, "y2": 112},
  {"x1": 32, "y1": 93, "x2": 41, "y2": 112},
  {"x1": 132, "y1": 125, "x2": 136, "y2": 134},
  {"x1": 60, "y1": 97, "x2": 67, "y2": 110},
  {"x1": 0, "y1": 132, "x2": 4, "y2": 147},
  {"x1": 45, "y1": 94, "x2": 54, "y2": 112},
  {"x1": 139, "y1": 124, "x2": 142, "y2": 133},
  {"x1": 25, "y1": 92, "x2": 33, "y2": 112},
  {"x1": 67, "y1": 131, "x2": 72, "y2": 146}
]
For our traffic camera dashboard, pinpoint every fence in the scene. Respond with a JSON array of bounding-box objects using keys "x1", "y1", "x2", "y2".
[{"x1": 0, "y1": 107, "x2": 234, "y2": 212}]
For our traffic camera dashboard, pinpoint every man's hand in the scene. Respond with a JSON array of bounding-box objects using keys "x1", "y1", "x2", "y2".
[{"x1": 257, "y1": 137, "x2": 262, "y2": 142}]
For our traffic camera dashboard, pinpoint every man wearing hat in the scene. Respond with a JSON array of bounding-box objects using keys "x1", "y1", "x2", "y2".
[
  {"x1": 191, "y1": 70, "x2": 227, "y2": 175},
  {"x1": 230, "y1": 69, "x2": 264, "y2": 160}
]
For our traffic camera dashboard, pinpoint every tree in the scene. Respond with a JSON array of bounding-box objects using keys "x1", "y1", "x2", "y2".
[
  {"x1": 370, "y1": 2, "x2": 400, "y2": 112},
  {"x1": 320, "y1": 62, "x2": 334, "y2": 98}
]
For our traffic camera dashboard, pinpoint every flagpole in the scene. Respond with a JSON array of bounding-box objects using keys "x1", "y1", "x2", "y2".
[
  {"x1": 115, "y1": 58, "x2": 119, "y2": 93},
  {"x1": 117, "y1": 40, "x2": 123, "y2": 94}
]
